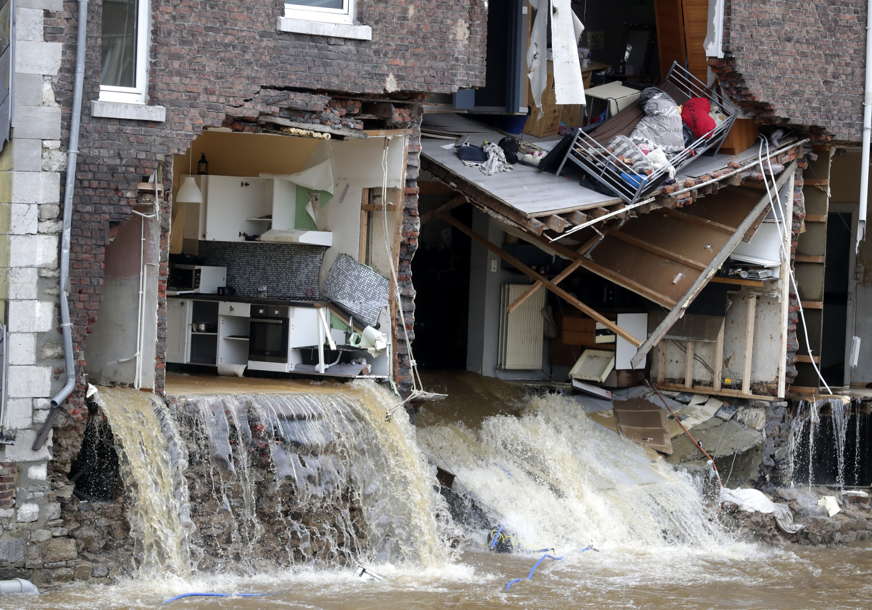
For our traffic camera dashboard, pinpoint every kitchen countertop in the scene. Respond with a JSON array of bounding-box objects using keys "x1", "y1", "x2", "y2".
[{"x1": 168, "y1": 293, "x2": 326, "y2": 308}]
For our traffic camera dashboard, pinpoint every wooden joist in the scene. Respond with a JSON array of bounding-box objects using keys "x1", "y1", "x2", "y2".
[
  {"x1": 655, "y1": 382, "x2": 777, "y2": 402},
  {"x1": 710, "y1": 277, "x2": 766, "y2": 288},
  {"x1": 661, "y1": 207, "x2": 735, "y2": 234},
  {"x1": 805, "y1": 214, "x2": 828, "y2": 223},
  {"x1": 420, "y1": 196, "x2": 466, "y2": 224},
  {"x1": 567, "y1": 210, "x2": 589, "y2": 224},
  {"x1": 610, "y1": 230, "x2": 707, "y2": 271},
  {"x1": 545, "y1": 214, "x2": 572, "y2": 233},
  {"x1": 796, "y1": 354, "x2": 821, "y2": 364},
  {"x1": 801, "y1": 300, "x2": 824, "y2": 310},
  {"x1": 439, "y1": 213, "x2": 643, "y2": 346},
  {"x1": 795, "y1": 255, "x2": 825, "y2": 264}
]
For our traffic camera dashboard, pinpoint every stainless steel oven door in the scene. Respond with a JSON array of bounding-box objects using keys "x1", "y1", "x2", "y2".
[{"x1": 248, "y1": 318, "x2": 289, "y2": 363}]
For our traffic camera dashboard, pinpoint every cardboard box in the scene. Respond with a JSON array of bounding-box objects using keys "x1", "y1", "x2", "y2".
[{"x1": 719, "y1": 118, "x2": 759, "y2": 155}]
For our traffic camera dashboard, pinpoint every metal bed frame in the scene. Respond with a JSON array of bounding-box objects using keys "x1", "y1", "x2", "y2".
[{"x1": 556, "y1": 62, "x2": 739, "y2": 204}]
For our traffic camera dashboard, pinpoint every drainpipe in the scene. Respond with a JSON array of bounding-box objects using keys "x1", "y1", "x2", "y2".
[
  {"x1": 858, "y1": 0, "x2": 872, "y2": 252},
  {"x1": 32, "y1": 0, "x2": 88, "y2": 451}
]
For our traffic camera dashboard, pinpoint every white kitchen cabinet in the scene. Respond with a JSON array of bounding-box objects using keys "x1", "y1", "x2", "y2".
[
  {"x1": 166, "y1": 298, "x2": 192, "y2": 363},
  {"x1": 198, "y1": 176, "x2": 272, "y2": 242},
  {"x1": 288, "y1": 306, "x2": 321, "y2": 348}
]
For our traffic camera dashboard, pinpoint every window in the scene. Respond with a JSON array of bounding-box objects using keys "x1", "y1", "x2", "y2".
[
  {"x1": 100, "y1": 0, "x2": 150, "y2": 104},
  {"x1": 285, "y1": 0, "x2": 354, "y2": 25}
]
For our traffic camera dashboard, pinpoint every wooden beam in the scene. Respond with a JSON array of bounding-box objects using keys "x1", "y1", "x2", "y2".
[
  {"x1": 805, "y1": 214, "x2": 828, "y2": 223},
  {"x1": 655, "y1": 382, "x2": 777, "y2": 402},
  {"x1": 567, "y1": 210, "x2": 589, "y2": 224},
  {"x1": 439, "y1": 213, "x2": 643, "y2": 346},
  {"x1": 710, "y1": 276, "x2": 766, "y2": 288},
  {"x1": 662, "y1": 207, "x2": 735, "y2": 234},
  {"x1": 685, "y1": 341, "x2": 695, "y2": 387},
  {"x1": 577, "y1": 257, "x2": 678, "y2": 308},
  {"x1": 795, "y1": 254, "x2": 825, "y2": 264},
  {"x1": 801, "y1": 300, "x2": 824, "y2": 310},
  {"x1": 545, "y1": 214, "x2": 572, "y2": 233},
  {"x1": 803, "y1": 178, "x2": 829, "y2": 186},
  {"x1": 420, "y1": 196, "x2": 466, "y2": 225},
  {"x1": 655, "y1": 343, "x2": 666, "y2": 384},
  {"x1": 610, "y1": 231, "x2": 707, "y2": 271},
  {"x1": 796, "y1": 354, "x2": 821, "y2": 364},
  {"x1": 742, "y1": 295, "x2": 757, "y2": 394},
  {"x1": 631, "y1": 162, "x2": 797, "y2": 368},
  {"x1": 713, "y1": 318, "x2": 725, "y2": 391},
  {"x1": 506, "y1": 237, "x2": 600, "y2": 314}
]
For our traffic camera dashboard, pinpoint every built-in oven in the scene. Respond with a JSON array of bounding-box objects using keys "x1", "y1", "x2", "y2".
[{"x1": 248, "y1": 305, "x2": 289, "y2": 363}]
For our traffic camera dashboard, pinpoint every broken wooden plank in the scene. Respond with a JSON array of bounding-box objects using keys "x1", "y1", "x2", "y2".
[
  {"x1": 545, "y1": 214, "x2": 572, "y2": 233},
  {"x1": 439, "y1": 213, "x2": 642, "y2": 346},
  {"x1": 741, "y1": 295, "x2": 757, "y2": 394},
  {"x1": 630, "y1": 163, "x2": 797, "y2": 368},
  {"x1": 611, "y1": 231, "x2": 707, "y2": 271}
]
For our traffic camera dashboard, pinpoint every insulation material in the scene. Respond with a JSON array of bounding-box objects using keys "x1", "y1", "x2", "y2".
[
  {"x1": 550, "y1": 0, "x2": 586, "y2": 105},
  {"x1": 322, "y1": 254, "x2": 389, "y2": 327}
]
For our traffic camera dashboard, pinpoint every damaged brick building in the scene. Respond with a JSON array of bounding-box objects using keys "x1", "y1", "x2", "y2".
[{"x1": 0, "y1": 0, "x2": 870, "y2": 585}]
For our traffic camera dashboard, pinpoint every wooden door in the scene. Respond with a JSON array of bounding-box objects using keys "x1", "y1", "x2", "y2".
[{"x1": 655, "y1": 0, "x2": 708, "y2": 81}]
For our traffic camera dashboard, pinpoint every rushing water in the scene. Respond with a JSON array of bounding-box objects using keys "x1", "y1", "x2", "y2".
[{"x1": 16, "y1": 377, "x2": 872, "y2": 608}]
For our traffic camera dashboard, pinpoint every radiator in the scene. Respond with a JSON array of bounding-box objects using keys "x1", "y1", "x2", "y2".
[{"x1": 499, "y1": 284, "x2": 545, "y2": 370}]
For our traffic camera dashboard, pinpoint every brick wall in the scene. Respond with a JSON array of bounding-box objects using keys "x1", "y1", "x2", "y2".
[
  {"x1": 39, "y1": 0, "x2": 487, "y2": 402},
  {"x1": 717, "y1": 0, "x2": 865, "y2": 142}
]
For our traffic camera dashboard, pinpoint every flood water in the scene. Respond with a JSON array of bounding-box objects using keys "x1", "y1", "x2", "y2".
[
  {"x1": 14, "y1": 373, "x2": 872, "y2": 609},
  {"x1": 18, "y1": 545, "x2": 872, "y2": 609}
]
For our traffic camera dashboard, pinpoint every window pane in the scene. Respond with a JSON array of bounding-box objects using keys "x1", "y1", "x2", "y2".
[
  {"x1": 290, "y1": 0, "x2": 345, "y2": 9},
  {"x1": 101, "y1": 0, "x2": 138, "y2": 88}
]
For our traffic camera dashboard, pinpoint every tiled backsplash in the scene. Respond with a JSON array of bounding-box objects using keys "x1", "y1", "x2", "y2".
[{"x1": 197, "y1": 241, "x2": 325, "y2": 299}]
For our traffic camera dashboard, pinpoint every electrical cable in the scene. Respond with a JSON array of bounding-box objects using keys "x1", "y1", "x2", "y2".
[{"x1": 756, "y1": 137, "x2": 832, "y2": 394}]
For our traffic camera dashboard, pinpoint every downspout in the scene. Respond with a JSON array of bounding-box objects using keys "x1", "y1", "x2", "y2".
[
  {"x1": 32, "y1": 0, "x2": 88, "y2": 451},
  {"x1": 858, "y1": 0, "x2": 872, "y2": 252}
]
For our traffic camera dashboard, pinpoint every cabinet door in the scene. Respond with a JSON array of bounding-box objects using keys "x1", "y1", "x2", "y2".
[
  {"x1": 204, "y1": 176, "x2": 269, "y2": 242},
  {"x1": 166, "y1": 299, "x2": 192, "y2": 363},
  {"x1": 288, "y1": 307, "x2": 321, "y2": 348}
]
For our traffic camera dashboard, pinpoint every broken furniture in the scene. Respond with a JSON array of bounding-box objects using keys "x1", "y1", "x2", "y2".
[
  {"x1": 556, "y1": 62, "x2": 737, "y2": 204},
  {"x1": 583, "y1": 81, "x2": 642, "y2": 125}
]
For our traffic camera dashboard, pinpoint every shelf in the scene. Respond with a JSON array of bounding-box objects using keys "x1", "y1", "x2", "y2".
[
  {"x1": 191, "y1": 331, "x2": 218, "y2": 336},
  {"x1": 224, "y1": 335, "x2": 250, "y2": 341},
  {"x1": 246, "y1": 217, "x2": 273, "y2": 222}
]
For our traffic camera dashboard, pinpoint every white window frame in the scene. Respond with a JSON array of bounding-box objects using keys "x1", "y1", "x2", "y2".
[
  {"x1": 99, "y1": 0, "x2": 151, "y2": 105},
  {"x1": 284, "y1": 0, "x2": 355, "y2": 25}
]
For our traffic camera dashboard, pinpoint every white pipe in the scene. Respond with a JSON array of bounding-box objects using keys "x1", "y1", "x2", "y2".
[
  {"x1": 0, "y1": 578, "x2": 39, "y2": 594},
  {"x1": 858, "y1": 0, "x2": 872, "y2": 252}
]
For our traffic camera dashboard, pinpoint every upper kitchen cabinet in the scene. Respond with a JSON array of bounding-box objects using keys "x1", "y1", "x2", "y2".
[{"x1": 181, "y1": 175, "x2": 333, "y2": 245}]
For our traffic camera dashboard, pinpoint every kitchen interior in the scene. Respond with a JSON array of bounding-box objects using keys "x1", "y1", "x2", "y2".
[
  {"x1": 166, "y1": 129, "x2": 408, "y2": 381},
  {"x1": 85, "y1": 128, "x2": 409, "y2": 388}
]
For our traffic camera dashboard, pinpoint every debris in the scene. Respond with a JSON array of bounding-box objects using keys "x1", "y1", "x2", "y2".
[
  {"x1": 569, "y1": 349, "x2": 615, "y2": 384},
  {"x1": 720, "y1": 487, "x2": 803, "y2": 534},
  {"x1": 817, "y1": 496, "x2": 841, "y2": 517}
]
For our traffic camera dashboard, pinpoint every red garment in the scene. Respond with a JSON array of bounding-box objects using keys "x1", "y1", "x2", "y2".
[{"x1": 682, "y1": 97, "x2": 716, "y2": 139}]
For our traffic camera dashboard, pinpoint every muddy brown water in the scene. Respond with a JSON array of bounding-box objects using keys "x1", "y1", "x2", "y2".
[
  {"x1": 17, "y1": 373, "x2": 872, "y2": 608},
  {"x1": 16, "y1": 545, "x2": 872, "y2": 609}
]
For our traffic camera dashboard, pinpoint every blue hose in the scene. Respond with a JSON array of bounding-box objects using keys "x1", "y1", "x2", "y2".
[
  {"x1": 162, "y1": 592, "x2": 269, "y2": 604},
  {"x1": 504, "y1": 553, "x2": 564, "y2": 592}
]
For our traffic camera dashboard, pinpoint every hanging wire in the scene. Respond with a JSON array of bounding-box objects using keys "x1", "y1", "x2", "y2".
[
  {"x1": 756, "y1": 137, "x2": 832, "y2": 394},
  {"x1": 378, "y1": 138, "x2": 431, "y2": 419}
]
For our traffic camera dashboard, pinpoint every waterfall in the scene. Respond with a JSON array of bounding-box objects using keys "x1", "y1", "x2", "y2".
[
  {"x1": 417, "y1": 392, "x2": 729, "y2": 552},
  {"x1": 97, "y1": 382, "x2": 450, "y2": 575},
  {"x1": 97, "y1": 388, "x2": 195, "y2": 576},
  {"x1": 831, "y1": 400, "x2": 849, "y2": 490}
]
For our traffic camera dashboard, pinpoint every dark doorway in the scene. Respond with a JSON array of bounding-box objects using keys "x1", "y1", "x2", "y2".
[
  {"x1": 821, "y1": 212, "x2": 852, "y2": 385},
  {"x1": 412, "y1": 203, "x2": 472, "y2": 370}
]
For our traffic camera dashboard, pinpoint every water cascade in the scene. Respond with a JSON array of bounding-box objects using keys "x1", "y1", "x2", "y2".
[
  {"x1": 788, "y1": 398, "x2": 869, "y2": 488},
  {"x1": 417, "y1": 392, "x2": 729, "y2": 552},
  {"x1": 97, "y1": 383, "x2": 449, "y2": 575}
]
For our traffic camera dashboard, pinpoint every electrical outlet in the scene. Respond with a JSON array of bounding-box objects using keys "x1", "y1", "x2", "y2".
[{"x1": 489, "y1": 256, "x2": 498, "y2": 273}]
